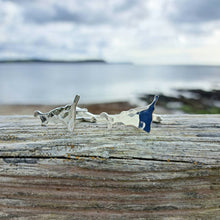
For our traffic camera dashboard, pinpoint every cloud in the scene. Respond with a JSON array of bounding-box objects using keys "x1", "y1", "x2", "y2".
[
  {"x1": 167, "y1": 0, "x2": 220, "y2": 23},
  {"x1": 5, "y1": 0, "x2": 148, "y2": 26},
  {"x1": 23, "y1": 3, "x2": 110, "y2": 25},
  {"x1": 0, "y1": 0, "x2": 219, "y2": 64}
]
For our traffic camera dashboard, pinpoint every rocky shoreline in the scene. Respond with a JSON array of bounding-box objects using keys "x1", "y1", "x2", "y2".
[{"x1": 140, "y1": 89, "x2": 220, "y2": 114}]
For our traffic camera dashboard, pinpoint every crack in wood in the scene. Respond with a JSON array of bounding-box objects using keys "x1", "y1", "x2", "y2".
[
  {"x1": 1, "y1": 155, "x2": 196, "y2": 164},
  {"x1": 3, "y1": 158, "x2": 39, "y2": 164}
]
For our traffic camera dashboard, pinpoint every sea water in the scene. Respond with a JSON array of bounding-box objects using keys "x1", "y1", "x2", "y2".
[{"x1": 0, "y1": 63, "x2": 219, "y2": 104}]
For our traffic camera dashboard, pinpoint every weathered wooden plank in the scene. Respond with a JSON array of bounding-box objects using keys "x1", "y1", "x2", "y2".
[{"x1": 0, "y1": 114, "x2": 219, "y2": 219}]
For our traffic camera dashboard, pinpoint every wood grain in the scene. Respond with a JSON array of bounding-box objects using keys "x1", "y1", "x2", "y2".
[{"x1": 0, "y1": 115, "x2": 219, "y2": 219}]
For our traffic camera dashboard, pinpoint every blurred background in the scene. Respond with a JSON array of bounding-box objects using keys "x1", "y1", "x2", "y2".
[{"x1": 0, "y1": 0, "x2": 219, "y2": 114}]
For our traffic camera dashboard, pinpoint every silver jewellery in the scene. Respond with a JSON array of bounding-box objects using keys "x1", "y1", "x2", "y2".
[{"x1": 34, "y1": 95, "x2": 161, "y2": 133}]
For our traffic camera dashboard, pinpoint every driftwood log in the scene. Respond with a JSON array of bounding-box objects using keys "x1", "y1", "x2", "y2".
[{"x1": 0, "y1": 114, "x2": 219, "y2": 219}]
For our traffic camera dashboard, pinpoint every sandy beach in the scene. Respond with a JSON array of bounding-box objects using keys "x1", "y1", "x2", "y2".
[{"x1": 0, "y1": 102, "x2": 169, "y2": 116}]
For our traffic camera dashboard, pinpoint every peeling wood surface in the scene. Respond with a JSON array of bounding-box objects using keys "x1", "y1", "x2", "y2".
[{"x1": 0, "y1": 114, "x2": 219, "y2": 219}]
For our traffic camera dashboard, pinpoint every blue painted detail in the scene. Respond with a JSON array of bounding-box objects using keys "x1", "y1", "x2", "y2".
[{"x1": 137, "y1": 96, "x2": 159, "y2": 133}]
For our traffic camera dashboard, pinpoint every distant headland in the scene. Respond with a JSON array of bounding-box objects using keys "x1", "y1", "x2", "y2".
[
  {"x1": 0, "y1": 59, "x2": 107, "y2": 64},
  {"x1": 0, "y1": 59, "x2": 133, "y2": 65}
]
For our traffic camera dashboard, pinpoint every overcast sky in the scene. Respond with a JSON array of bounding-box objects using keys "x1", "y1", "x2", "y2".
[{"x1": 0, "y1": 0, "x2": 220, "y2": 64}]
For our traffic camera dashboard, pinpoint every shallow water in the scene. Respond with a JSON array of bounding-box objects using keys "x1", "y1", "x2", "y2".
[{"x1": 0, "y1": 63, "x2": 219, "y2": 104}]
